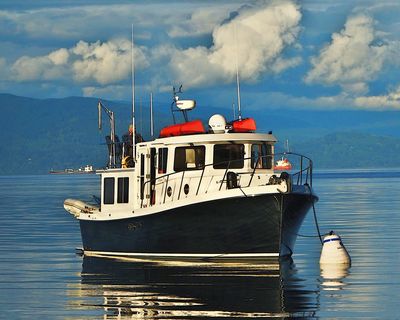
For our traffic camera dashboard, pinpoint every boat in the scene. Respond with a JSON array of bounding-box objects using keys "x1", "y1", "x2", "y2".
[
  {"x1": 50, "y1": 165, "x2": 95, "y2": 174},
  {"x1": 64, "y1": 89, "x2": 318, "y2": 261},
  {"x1": 274, "y1": 140, "x2": 292, "y2": 171},
  {"x1": 274, "y1": 157, "x2": 292, "y2": 171}
]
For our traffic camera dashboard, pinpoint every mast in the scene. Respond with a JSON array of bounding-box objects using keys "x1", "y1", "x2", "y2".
[
  {"x1": 110, "y1": 111, "x2": 116, "y2": 167},
  {"x1": 234, "y1": 23, "x2": 242, "y2": 120},
  {"x1": 235, "y1": 56, "x2": 242, "y2": 120},
  {"x1": 97, "y1": 101, "x2": 116, "y2": 168},
  {"x1": 150, "y1": 92, "x2": 154, "y2": 139},
  {"x1": 131, "y1": 24, "x2": 136, "y2": 159},
  {"x1": 139, "y1": 96, "x2": 143, "y2": 135}
]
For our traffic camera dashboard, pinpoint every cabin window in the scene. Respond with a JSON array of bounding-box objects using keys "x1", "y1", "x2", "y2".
[
  {"x1": 104, "y1": 177, "x2": 115, "y2": 204},
  {"x1": 213, "y1": 144, "x2": 244, "y2": 169},
  {"x1": 251, "y1": 143, "x2": 272, "y2": 169},
  {"x1": 158, "y1": 148, "x2": 168, "y2": 174},
  {"x1": 174, "y1": 146, "x2": 205, "y2": 172},
  {"x1": 117, "y1": 177, "x2": 129, "y2": 203}
]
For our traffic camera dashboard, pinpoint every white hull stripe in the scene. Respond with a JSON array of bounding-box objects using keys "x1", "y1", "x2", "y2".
[{"x1": 82, "y1": 250, "x2": 279, "y2": 259}]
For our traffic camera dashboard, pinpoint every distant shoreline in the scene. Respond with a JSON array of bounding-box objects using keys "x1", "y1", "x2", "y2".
[{"x1": 49, "y1": 170, "x2": 95, "y2": 175}]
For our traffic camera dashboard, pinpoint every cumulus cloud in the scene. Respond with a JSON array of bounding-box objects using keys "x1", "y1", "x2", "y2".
[
  {"x1": 10, "y1": 39, "x2": 149, "y2": 85},
  {"x1": 72, "y1": 39, "x2": 149, "y2": 85},
  {"x1": 0, "y1": 3, "x2": 237, "y2": 44},
  {"x1": 241, "y1": 76, "x2": 400, "y2": 111},
  {"x1": 305, "y1": 14, "x2": 391, "y2": 94},
  {"x1": 82, "y1": 84, "x2": 130, "y2": 100},
  {"x1": 167, "y1": 7, "x2": 232, "y2": 38},
  {"x1": 0, "y1": 4, "x2": 157, "y2": 40},
  {"x1": 48, "y1": 48, "x2": 69, "y2": 65},
  {"x1": 169, "y1": 0, "x2": 302, "y2": 87},
  {"x1": 0, "y1": 1, "x2": 304, "y2": 99},
  {"x1": 11, "y1": 49, "x2": 70, "y2": 81},
  {"x1": 244, "y1": 90, "x2": 353, "y2": 110},
  {"x1": 354, "y1": 85, "x2": 400, "y2": 109}
]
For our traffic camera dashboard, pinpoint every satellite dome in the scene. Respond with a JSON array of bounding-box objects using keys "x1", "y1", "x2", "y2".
[{"x1": 208, "y1": 114, "x2": 227, "y2": 133}]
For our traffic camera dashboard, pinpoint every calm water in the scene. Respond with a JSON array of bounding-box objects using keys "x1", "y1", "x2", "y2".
[{"x1": 0, "y1": 170, "x2": 399, "y2": 319}]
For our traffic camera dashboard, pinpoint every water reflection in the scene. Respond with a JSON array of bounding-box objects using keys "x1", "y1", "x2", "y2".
[
  {"x1": 69, "y1": 256, "x2": 319, "y2": 319},
  {"x1": 320, "y1": 264, "x2": 350, "y2": 291}
]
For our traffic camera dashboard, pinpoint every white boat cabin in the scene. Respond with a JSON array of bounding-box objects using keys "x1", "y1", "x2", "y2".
[{"x1": 98, "y1": 131, "x2": 280, "y2": 215}]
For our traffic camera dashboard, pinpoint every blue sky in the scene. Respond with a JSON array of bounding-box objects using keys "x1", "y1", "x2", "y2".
[{"x1": 0, "y1": 0, "x2": 399, "y2": 111}]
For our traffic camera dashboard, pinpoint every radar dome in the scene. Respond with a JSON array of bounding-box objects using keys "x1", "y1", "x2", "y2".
[{"x1": 208, "y1": 114, "x2": 227, "y2": 133}]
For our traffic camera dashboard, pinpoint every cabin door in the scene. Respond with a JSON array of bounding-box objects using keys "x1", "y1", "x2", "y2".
[
  {"x1": 138, "y1": 146, "x2": 157, "y2": 207},
  {"x1": 150, "y1": 148, "x2": 156, "y2": 205}
]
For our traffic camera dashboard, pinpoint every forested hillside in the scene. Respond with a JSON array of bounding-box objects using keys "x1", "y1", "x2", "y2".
[
  {"x1": 294, "y1": 132, "x2": 400, "y2": 169},
  {"x1": 0, "y1": 93, "x2": 399, "y2": 174}
]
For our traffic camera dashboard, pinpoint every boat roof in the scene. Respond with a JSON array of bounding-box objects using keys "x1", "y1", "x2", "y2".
[{"x1": 138, "y1": 132, "x2": 277, "y2": 147}]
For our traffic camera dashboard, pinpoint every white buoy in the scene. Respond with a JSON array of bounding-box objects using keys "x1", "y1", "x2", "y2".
[{"x1": 319, "y1": 231, "x2": 351, "y2": 265}]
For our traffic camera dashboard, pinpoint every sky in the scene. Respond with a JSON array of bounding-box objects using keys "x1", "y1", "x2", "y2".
[{"x1": 0, "y1": 0, "x2": 400, "y2": 111}]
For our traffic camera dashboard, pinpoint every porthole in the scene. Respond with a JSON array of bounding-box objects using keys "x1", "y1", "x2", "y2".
[
  {"x1": 184, "y1": 184, "x2": 189, "y2": 195},
  {"x1": 167, "y1": 186, "x2": 172, "y2": 197}
]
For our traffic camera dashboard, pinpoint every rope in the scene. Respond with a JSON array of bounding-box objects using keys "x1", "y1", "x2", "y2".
[{"x1": 305, "y1": 183, "x2": 323, "y2": 245}]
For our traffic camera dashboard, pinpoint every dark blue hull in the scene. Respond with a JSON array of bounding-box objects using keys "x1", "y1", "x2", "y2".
[{"x1": 79, "y1": 191, "x2": 316, "y2": 258}]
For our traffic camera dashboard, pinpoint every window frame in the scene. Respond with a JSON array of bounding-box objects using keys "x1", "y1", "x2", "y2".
[
  {"x1": 174, "y1": 146, "x2": 205, "y2": 172},
  {"x1": 251, "y1": 143, "x2": 273, "y2": 169},
  {"x1": 117, "y1": 177, "x2": 129, "y2": 203},
  {"x1": 158, "y1": 147, "x2": 168, "y2": 174},
  {"x1": 213, "y1": 143, "x2": 245, "y2": 169},
  {"x1": 103, "y1": 177, "x2": 115, "y2": 204}
]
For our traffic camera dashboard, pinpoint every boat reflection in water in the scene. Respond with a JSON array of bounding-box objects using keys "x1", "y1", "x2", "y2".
[{"x1": 70, "y1": 256, "x2": 318, "y2": 318}]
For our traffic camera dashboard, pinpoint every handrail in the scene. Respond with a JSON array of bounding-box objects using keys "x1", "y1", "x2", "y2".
[
  {"x1": 219, "y1": 161, "x2": 231, "y2": 191},
  {"x1": 140, "y1": 151, "x2": 313, "y2": 208}
]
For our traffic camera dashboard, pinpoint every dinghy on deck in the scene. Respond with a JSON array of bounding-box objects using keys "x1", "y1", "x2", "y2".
[{"x1": 64, "y1": 199, "x2": 99, "y2": 218}]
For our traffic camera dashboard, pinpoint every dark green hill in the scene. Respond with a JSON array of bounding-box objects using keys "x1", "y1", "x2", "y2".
[
  {"x1": 294, "y1": 132, "x2": 400, "y2": 169},
  {"x1": 0, "y1": 94, "x2": 127, "y2": 174},
  {"x1": 0, "y1": 93, "x2": 399, "y2": 174}
]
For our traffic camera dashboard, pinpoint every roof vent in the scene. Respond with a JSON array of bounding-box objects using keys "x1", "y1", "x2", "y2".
[{"x1": 208, "y1": 114, "x2": 227, "y2": 133}]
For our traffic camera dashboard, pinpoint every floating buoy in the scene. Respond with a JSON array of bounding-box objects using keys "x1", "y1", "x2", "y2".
[{"x1": 319, "y1": 231, "x2": 351, "y2": 265}]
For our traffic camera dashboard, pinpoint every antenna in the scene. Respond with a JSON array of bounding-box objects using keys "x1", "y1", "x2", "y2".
[
  {"x1": 139, "y1": 96, "x2": 143, "y2": 135},
  {"x1": 98, "y1": 100, "x2": 116, "y2": 168},
  {"x1": 150, "y1": 92, "x2": 154, "y2": 139},
  {"x1": 286, "y1": 139, "x2": 290, "y2": 153},
  {"x1": 131, "y1": 24, "x2": 136, "y2": 160},
  {"x1": 171, "y1": 85, "x2": 183, "y2": 124},
  {"x1": 234, "y1": 23, "x2": 242, "y2": 120},
  {"x1": 170, "y1": 85, "x2": 195, "y2": 123}
]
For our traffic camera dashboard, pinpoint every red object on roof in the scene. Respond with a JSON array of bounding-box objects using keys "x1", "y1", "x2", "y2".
[
  {"x1": 160, "y1": 120, "x2": 206, "y2": 138},
  {"x1": 231, "y1": 118, "x2": 256, "y2": 133}
]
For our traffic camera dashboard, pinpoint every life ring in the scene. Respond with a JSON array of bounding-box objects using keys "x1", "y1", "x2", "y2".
[{"x1": 122, "y1": 156, "x2": 134, "y2": 168}]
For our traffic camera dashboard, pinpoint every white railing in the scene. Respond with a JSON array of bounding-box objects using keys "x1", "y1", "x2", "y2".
[{"x1": 140, "y1": 152, "x2": 313, "y2": 208}]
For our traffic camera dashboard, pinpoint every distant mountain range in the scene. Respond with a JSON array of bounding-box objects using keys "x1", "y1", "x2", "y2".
[{"x1": 0, "y1": 93, "x2": 399, "y2": 175}]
